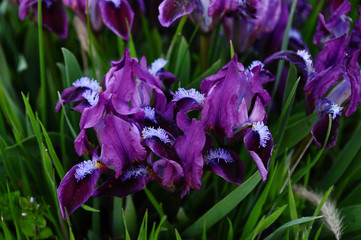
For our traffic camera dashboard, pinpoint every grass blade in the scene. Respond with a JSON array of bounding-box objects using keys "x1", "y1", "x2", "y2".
[{"x1": 183, "y1": 172, "x2": 261, "y2": 237}]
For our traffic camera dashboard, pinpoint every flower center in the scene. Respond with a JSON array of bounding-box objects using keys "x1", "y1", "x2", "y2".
[
  {"x1": 252, "y1": 122, "x2": 271, "y2": 148},
  {"x1": 82, "y1": 89, "x2": 99, "y2": 106},
  {"x1": 328, "y1": 103, "x2": 343, "y2": 120},
  {"x1": 73, "y1": 77, "x2": 100, "y2": 93},
  {"x1": 144, "y1": 106, "x2": 157, "y2": 123},
  {"x1": 121, "y1": 165, "x2": 148, "y2": 181},
  {"x1": 173, "y1": 88, "x2": 205, "y2": 105},
  {"x1": 142, "y1": 126, "x2": 171, "y2": 144},
  {"x1": 74, "y1": 160, "x2": 99, "y2": 181},
  {"x1": 205, "y1": 148, "x2": 233, "y2": 165},
  {"x1": 149, "y1": 58, "x2": 168, "y2": 76},
  {"x1": 296, "y1": 50, "x2": 313, "y2": 75}
]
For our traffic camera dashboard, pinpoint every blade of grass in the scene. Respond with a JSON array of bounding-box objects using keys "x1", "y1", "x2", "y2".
[
  {"x1": 86, "y1": 0, "x2": 96, "y2": 78},
  {"x1": 264, "y1": 216, "x2": 322, "y2": 240},
  {"x1": 137, "y1": 210, "x2": 148, "y2": 240},
  {"x1": 319, "y1": 122, "x2": 361, "y2": 189},
  {"x1": 247, "y1": 205, "x2": 288, "y2": 240},
  {"x1": 227, "y1": 218, "x2": 233, "y2": 240},
  {"x1": 268, "y1": 0, "x2": 297, "y2": 113},
  {"x1": 292, "y1": 115, "x2": 332, "y2": 185},
  {"x1": 183, "y1": 171, "x2": 261, "y2": 237},
  {"x1": 241, "y1": 165, "x2": 278, "y2": 239},
  {"x1": 38, "y1": 119, "x2": 64, "y2": 178},
  {"x1": 61, "y1": 48, "x2": 83, "y2": 87},
  {"x1": 165, "y1": 16, "x2": 187, "y2": 61},
  {"x1": 304, "y1": 186, "x2": 334, "y2": 239},
  {"x1": 37, "y1": 0, "x2": 46, "y2": 125},
  {"x1": 57, "y1": 92, "x2": 77, "y2": 139},
  {"x1": 174, "y1": 229, "x2": 182, "y2": 240}
]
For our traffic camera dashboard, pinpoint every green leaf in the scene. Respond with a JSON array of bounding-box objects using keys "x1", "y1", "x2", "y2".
[
  {"x1": 38, "y1": 119, "x2": 64, "y2": 178},
  {"x1": 125, "y1": 195, "x2": 137, "y2": 237},
  {"x1": 341, "y1": 205, "x2": 361, "y2": 233},
  {"x1": 247, "y1": 205, "x2": 288, "y2": 240},
  {"x1": 241, "y1": 165, "x2": 278, "y2": 239},
  {"x1": 264, "y1": 216, "x2": 322, "y2": 240},
  {"x1": 61, "y1": 48, "x2": 83, "y2": 87},
  {"x1": 122, "y1": 209, "x2": 131, "y2": 240},
  {"x1": 185, "y1": 59, "x2": 222, "y2": 89},
  {"x1": 230, "y1": 40, "x2": 235, "y2": 59},
  {"x1": 202, "y1": 221, "x2": 207, "y2": 240},
  {"x1": 183, "y1": 172, "x2": 261, "y2": 237},
  {"x1": 165, "y1": 16, "x2": 187, "y2": 61},
  {"x1": 137, "y1": 210, "x2": 148, "y2": 240},
  {"x1": 1, "y1": 217, "x2": 15, "y2": 240},
  {"x1": 112, "y1": 198, "x2": 124, "y2": 237},
  {"x1": 292, "y1": 115, "x2": 332, "y2": 185},
  {"x1": 173, "y1": 36, "x2": 191, "y2": 86},
  {"x1": 278, "y1": 112, "x2": 318, "y2": 154},
  {"x1": 288, "y1": 178, "x2": 299, "y2": 236},
  {"x1": 81, "y1": 204, "x2": 100, "y2": 213},
  {"x1": 319, "y1": 123, "x2": 361, "y2": 189},
  {"x1": 174, "y1": 229, "x2": 182, "y2": 240},
  {"x1": 227, "y1": 218, "x2": 233, "y2": 240}
]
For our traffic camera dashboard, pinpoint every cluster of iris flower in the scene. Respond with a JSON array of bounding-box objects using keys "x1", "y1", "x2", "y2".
[
  {"x1": 56, "y1": 49, "x2": 274, "y2": 219},
  {"x1": 16, "y1": 0, "x2": 142, "y2": 39},
  {"x1": 23, "y1": 0, "x2": 360, "y2": 222}
]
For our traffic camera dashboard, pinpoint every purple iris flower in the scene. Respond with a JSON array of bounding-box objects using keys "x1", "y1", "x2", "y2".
[
  {"x1": 57, "y1": 152, "x2": 109, "y2": 219},
  {"x1": 204, "y1": 148, "x2": 244, "y2": 184},
  {"x1": 313, "y1": 0, "x2": 352, "y2": 47},
  {"x1": 158, "y1": 0, "x2": 237, "y2": 31},
  {"x1": 56, "y1": 77, "x2": 101, "y2": 113},
  {"x1": 99, "y1": 0, "x2": 134, "y2": 39},
  {"x1": 222, "y1": 0, "x2": 282, "y2": 53},
  {"x1": 311, "y1": 99, "x2": 343, "y2": 149},
  {"x1": 19, "y1": 0, "x2": 68, "y2": 38},
  {"x1": 200, "y1": 55, "x2": 273, "y2": 181}
]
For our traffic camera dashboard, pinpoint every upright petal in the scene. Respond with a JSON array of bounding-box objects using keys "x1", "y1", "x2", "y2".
[
  {"x1": 100, "y1": 114, "x2": 147, "y2": 178},
  {"x1": 174, "y1": 119, "x2": 205, "y2": 193}
]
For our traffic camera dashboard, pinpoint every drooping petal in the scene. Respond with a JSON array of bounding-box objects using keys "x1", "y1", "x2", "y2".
[
  {"x1": 57, "y1": 161, "x2": 105, "y2": 219},
  {"x1": 244, "y1": 123, "x2": 273, "y2": 182},
  {"x1": 99, "y1": 0, "x2": 134, "y2": 40},
  {"x1": 311, "y1": 113, "x2": 341, "y2": 149},
  {"x1": 158, "y1": 0, "x2": 197, "y2": 27},
  {"x1": 153, "y1": 159, "x2": 184, "y2": 188},
  {"x1": 100, "y1": 114, "x2": 147, "y2": 178},
  {"x1": 174, "y1": 118, "x2": 205, "y2": 194},
  {"x1": 34, "y1": 1, "x2": 68, "y2": 38},
  {"x1": 204, "y1": 149, "x2": 244, "y2": 184}
]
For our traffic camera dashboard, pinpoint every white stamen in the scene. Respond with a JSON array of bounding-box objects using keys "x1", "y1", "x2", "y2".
[
  {"x1": 297, "y1": 50, "x2": 313, "y2": 75},
  {"x1": 252, "y1": 122, "x2": 271, "y2": 148},
  {"x1": 144, "y1": 107, "x2": 157, "y2": 123},
  {"x1": 205, "y1": 148, "x2": 234, "y2": 165},
  {"x1": 173, "y1": 88, "x2": 205, "y2": 105},
  {"x1": 121, "y1": 166, "x2": 148, "y2": 181},
  {"x1": 82, "y1": 89, "x2": 99, "y2": 106},
  {"x1": 21, "y1": 213, "x2": 27, "y2": 216},
  {"x1": 247, "y1": 60, "x2": 264, "y2": 72},
  {"x1": 149, "y1": 58, "x2": 168, "y2": 76},
  {"x1": 30, "y1": 197, "x2": 34, "y2": 203},
  {"x1": 73, "y1": 77, "x2": 101, "y2": 93},
  {"x1": 328, "y1": 103, "x2": 343, "y2": 120},
  {"x1": 74, "y1": 160, "x2": 98, "y2": 181},
  {"x1": 142, "y1": 127, "x2": 171, "y2": 144}
]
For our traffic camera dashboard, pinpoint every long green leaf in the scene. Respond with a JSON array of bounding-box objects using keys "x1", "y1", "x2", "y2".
[
  {"x1": 137, "y1": 210, "x2": 148, "y2": 240},
  {"x1": 264, "y1": 216, "x2": 322, "y2": 240},
  {"x1": 241, "y1": 165, "x2": 278, "y2": 239},
  {"x1": 319, "y1": 123, "x2": 361, "y2": 189},
  {"x1": 183, "y1": 172, "x2": 261, "y2": 237},
  {"x1": 61, "y1": 48, "x2": 83, "y2": 87}
]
